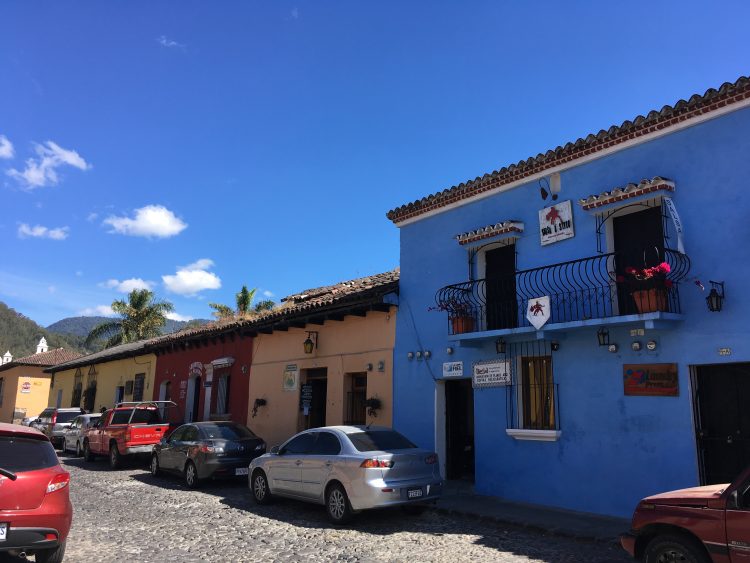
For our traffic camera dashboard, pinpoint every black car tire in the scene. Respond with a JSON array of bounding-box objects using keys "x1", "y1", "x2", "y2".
[
  {"x1": 83, "y1": 440, "x2": 95, "y2": 462},
  {"x1": 184, "y1": 461, "x2": 200, "y2": 488},
  {"x1": 150, "y1": 454, "x2": 160, "y2": 477},
  {"x1": 325, "y1": 483, "x2": 353, "y2": 525},
  {"x1": 643, "y1": 534, "x2": 709, "y2": 563},
  {"x1": 34, "y1": 540, "x2": 67, "y2": 563},
  {"x1": 109, "y1": 443, "x2": 122, "y2": 470},
  {"x1": 251, "y1": 470, "x2": 273, "y2": 505}
]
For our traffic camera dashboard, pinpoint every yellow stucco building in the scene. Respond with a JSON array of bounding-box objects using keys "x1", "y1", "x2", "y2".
[
  {"x1": 0, "y1": 345, "x2": 81, "y2": 423},
  {"x1": 46, "y1": 341, "x2": 158, "y2": 413},
  {"x1": 244, "y1": 270, "x2": 399, "y2": 448}
]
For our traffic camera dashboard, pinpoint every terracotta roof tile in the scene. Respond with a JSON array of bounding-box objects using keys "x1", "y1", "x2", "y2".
[
  {"x1": 0, "y1": 348, "x2": 82, "y2": 372},
  {"x1": 386, "y1": 75, "x2": 750, "y2": 224}
]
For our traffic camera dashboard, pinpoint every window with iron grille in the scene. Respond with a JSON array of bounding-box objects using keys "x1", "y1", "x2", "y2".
[
  {"x1": 345, "y1": 373, "x2": 367, "y2": 425},
  {"x1": 505, "y1": 341, "x2": 560, "y2": 431},
  {"x1": 71, "y1": 370, "x2": 83, "y2": 408},
  {"x1": 216, "y1": 374, "x2": 230, "y2": 415}
]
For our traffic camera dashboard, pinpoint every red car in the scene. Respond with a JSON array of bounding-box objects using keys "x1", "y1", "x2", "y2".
[
  {"x1": 621, "y1": 465, "x2": 750, "y2": 562},
  {"x1": 0, "y1": 423, "x2": 72, "y2": 562}
]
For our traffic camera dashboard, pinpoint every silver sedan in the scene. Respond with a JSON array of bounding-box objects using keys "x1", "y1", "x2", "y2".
[{"x1": 248, "y1": 425, "x2": 442, "y2": 524}]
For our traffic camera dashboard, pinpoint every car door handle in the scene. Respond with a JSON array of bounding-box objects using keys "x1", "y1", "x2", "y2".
[
  {"x1": 295, "y1": 460, "x2": 303, "y2": 466},
  {"x1": 325, "y1": 461, "x2": 333, "y2": 467}
]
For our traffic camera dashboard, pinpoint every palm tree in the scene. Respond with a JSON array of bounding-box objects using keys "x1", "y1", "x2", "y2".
[
  {"x1": 85, "y1": 289, "x2": 175, "y2": 349},
  {"x1": 209, "y1": 285, "x2": 274, "y2": 319}
]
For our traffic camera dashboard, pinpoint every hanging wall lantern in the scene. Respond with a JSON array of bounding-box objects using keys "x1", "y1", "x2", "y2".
[
  {"x1": 495, "y1": 339, "x2": 506, "y2": 354},
  {"x1": 303, "y1": 331, "x2": 318, "y2": 354},
  {"x1": 706, "y1": 281, "x2": 725, "y2": 312},
  {"x1": 597, "y1": 327, "x2": 610, "y2": 347}
]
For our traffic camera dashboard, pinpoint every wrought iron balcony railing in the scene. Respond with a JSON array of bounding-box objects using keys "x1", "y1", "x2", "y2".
[{"x1": 435, "y1": 249, "x2": 690, "y2": 335}]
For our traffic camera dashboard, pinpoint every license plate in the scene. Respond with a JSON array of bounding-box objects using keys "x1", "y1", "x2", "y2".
[
  {"x1": 0, "y1": 522, "x2": 7, "y2": 542},
  {"x1": 235, "y1": 467, "x2": 249, "y2": 476},
  {"x1": 407, "y1": 488, "x2": 423, "y2": 499}
]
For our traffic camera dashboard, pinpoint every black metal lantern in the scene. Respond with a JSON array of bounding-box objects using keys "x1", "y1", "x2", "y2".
[
  {"x1": 706, "y1": 281, "x2": 725, "y2": 312},
  {"x1": 597, "y1": 327, "x2": 610, "y2": 346},
  {"x1": 495, "y1": 338, "x2": 506, "y2": 354},
  {"x1": 303, "y1": 331, "x2": 318, "y2": 354}
]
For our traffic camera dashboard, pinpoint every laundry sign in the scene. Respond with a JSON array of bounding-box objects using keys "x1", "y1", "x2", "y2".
[
  {"x1": 472, "y1": 360, "x2": 511, "y2": 389},
  {"x1": 539, "y1": 200, "x2": 575, "y2": 245}
]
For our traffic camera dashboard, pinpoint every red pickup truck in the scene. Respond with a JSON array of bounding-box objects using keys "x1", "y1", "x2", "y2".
[
  {"x1": 83, "y1": 401, "x2": 178, "y2": 469},
  {"x1": 621, "y1": 465, "x2": 750, "y2": 562}
]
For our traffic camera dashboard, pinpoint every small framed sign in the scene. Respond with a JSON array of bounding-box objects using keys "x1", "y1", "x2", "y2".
[
  {"x1": 539, "y1": 200, "x2": 575, "y2": 246},
  {"x1": 623, "y1": 363, "x2": 678, "y2": 396},
  {"x1": 283, "y1": 364, "x2": 299, "y2": 392},
  {"x1": 472, "y1": 360, "x2": 511, "y2": 389},
  {"x1": 443, "y1": 361, "x2": 464, "y2": 378}
]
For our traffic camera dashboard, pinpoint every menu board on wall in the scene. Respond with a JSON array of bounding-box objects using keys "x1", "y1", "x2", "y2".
[{"x1": 623, "y1": 363, "x2": 678, "y2": 396}]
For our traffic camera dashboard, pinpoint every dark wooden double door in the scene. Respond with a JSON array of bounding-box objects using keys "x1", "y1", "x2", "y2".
[{"x1": 694, "y1": 363, "x2": 750, "y2": 484}]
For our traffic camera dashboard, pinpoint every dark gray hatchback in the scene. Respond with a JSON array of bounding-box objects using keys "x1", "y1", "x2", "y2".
[{"x1": 150, "y1": 422, "x2": 266, "y2": 488}]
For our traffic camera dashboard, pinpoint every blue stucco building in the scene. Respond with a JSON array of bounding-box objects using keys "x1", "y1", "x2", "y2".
[{"x1": 388, "y1": 76, "x2": 750, "y2": 517}]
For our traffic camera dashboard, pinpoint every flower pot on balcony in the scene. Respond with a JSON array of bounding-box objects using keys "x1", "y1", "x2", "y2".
[
  {"x1": 451, "y1": 315, "x2": 475, "y2": 334},
  {"x1": 632, "y1": 288, "x2": 668, "y2": 313}
]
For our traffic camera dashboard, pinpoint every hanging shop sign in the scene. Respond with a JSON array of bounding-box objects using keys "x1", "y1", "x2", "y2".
[
  {"x1": 526, "y1": 295, "x2": 551, "y2": 329},
  {"x1": 539, "y1": 200, "x2": 575, "y2": 246},
  {"x1": 443, "y1": 361, "x2": 464, "y2": 378},
  {"x1": 300, "y1": 383, "x2": 313, "y2": 415},
  {"x1": 283, "y1": 364, "x2": 299, "y2": 392},
  {"x1": 623, "y1": 363, "x2": 679, "y2": 396},
  {"x1": 472, "y1": 360, "x2": 511, "y2": 389}
]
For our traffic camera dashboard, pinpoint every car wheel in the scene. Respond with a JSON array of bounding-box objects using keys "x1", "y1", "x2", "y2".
[
  {"x1": 34, "y1": 540, "x2": 67, "y2": 563},
  {"x1": 325, "y1": 483, "x2": 353, "y2": 525},
  {"x1": 150, "y1": 454, "x2": 161, "y2": 477},
  {"x1": 643, "y1": 534, "x2": 709, "y2": 563},
  {"x1": 83, "y1": 441, "x2": 94, "y2": 462},
  {"x1": 75, "y1": 441, "x2": 82, "y2": 457},
  {"x1": 109, "y1": 443, "x2": 122, "y2": 470},
  {"x1": 184, "y1": 461, "x2": 199, "y2": 488},
  {"x1": 251, "y1": 470, "x2": 273, "y2": 505}
]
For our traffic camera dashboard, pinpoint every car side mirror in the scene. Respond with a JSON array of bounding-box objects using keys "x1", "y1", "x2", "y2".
[{"x1": 270, "y1": 445, "x2": 280, "y2": 455}]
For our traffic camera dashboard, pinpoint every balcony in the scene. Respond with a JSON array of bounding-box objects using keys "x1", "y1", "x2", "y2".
[{"x1": 435, "y1": 249, "x2": 690, "y2": 339}]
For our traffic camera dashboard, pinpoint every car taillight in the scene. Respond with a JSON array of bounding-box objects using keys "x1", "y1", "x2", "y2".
[
  {"x1": 46, "y1": 473, "x2": 70, "y2": 494},
  {"x1": 51, "y1": 413, "x2": 57, "y2": 425},
  {"x1": 360, "y1": 459, "x2": 394, "y2": 469},
  {"x1": 199, "y1": 444, "x2": 224, "y2": 454},
  {"x1": 424, "y1": 454, "x2": 438, "y2": 465}
]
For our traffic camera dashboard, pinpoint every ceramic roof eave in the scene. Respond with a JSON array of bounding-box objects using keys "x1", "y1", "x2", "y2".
[{"x1": 386, "y1": 76, "x2": 750, "y2": 227}]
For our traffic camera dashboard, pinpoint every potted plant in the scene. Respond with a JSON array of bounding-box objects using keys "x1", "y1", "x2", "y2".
[
  {"x1": 429, "y1": 299, "x2": 476, "y2": 334},
  {"x1": 618, "y1": 262, "x2": 672, "y2": 313},
  {"x1": 364, "y1": 397, "x2": 382, "y2": 418}
]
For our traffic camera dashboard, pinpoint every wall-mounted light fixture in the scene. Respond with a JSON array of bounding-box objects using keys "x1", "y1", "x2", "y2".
[
  {"x1": 706, "y1": 281, "x2": 725, "y2": 312},
  {"x1": 597, "y1": 327, "x2": 610, "y2": 347},
  {"x1": 377, "y1": 360, "x2": 385, "y2": 372},
  {"x1": 539, "y1": 173, "x2": 560, "y2": 201},
  {"x1": 303, "y1": 331, "x2": 318, "y2": 354},
  {"x1": 495, "y1": 339, "x2": 507, "y2": 354},
  {"x1": 551, "y1": 341, "x2": 560, "y2": 352},
  {"x1": 446, "y1": 347, "x2": 454, "y2": 355},
  {"x1": 365, "y1": 363, "x2": 373, "y2": 372}
]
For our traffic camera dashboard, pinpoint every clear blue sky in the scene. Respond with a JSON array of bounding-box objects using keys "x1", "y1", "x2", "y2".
[{"x1": 1, "y1": 1, "x2": 748, "y2": 326}]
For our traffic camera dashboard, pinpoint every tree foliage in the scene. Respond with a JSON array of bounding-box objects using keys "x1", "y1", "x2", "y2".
[
  {"x1": 208, "y1": 285, "x2": 275, "y2": 319},
  {"x1": 0, "y1": 301, "x2": 82, "y2": 357},
  {"x1": 85, "y1": 289, "x2": 174, "y2": 348}
]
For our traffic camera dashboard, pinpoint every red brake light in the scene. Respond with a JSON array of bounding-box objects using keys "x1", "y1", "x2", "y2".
[
  {"x1": 424, "y1": 454, "x2": 438, "y2": 465},
  {"x1": 46, "y1": 473, "x2": 70, "y2": 494},
  {"x1": 360, "y1": 459, "x2": 394, "y2": 469},
  {"x1": 51, "y1": 412, "x2": 57, "y2": 425}
]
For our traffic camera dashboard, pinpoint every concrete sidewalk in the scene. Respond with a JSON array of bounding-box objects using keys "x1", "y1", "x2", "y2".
[{"x1": 432, "y1": 482, "x2": 630, "y2": 545}]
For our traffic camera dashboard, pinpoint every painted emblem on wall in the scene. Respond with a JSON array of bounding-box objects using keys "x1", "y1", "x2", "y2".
[
  {"x1": 20, "y1": 381, "x2": 31, "y2": 393},
  {"x1": 283, "y1": 364, "x2": 299, "y2": 392},
  {"x1": 526, "y1": 296, "x2": 551, "y2": 329},
  {"x1": 539, "y1": 200, "x2": 574, "y2": 245}
]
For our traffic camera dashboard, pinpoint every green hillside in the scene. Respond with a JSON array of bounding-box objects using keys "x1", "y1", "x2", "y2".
[
  {"x1": 0, "y1": 302, "x2": 84, "y2": 358},
  {"x1": 46, "y1": 316, "x2": 205, "y2": 337}
]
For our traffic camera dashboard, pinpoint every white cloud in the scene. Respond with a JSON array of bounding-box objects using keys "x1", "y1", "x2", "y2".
[
  {"x1": 7, "y1": 141, "x2": 91, "y2": 189},
  {"x1": 79, "y1": 305, "x2": 116, "y2": 317},
  {"x1": 162, "y1": 258, "x2": 221, "y2": 296},
  {"x1": 86, "y1": 212, "x2": 98, "y2": 222},
  {"x1": 262, "y1": 290, "x2": 275, "y2": 298},
  {"x1": 166, "y1": 311, "x2": 193, "y2": 322},
  {"x1": 18, "y1": 223, "x2": 69, "y2": 240},
  {"x1": 103, "y1": 205, "x2": 187, "y2": 238},
  {"x1": 291, "y1": 7, "x2": 299, "y2": 19},
  {"x1": 157, "y1": 35, "x2": 186, "y2": 49},
  {"x1": 0, "y1": 135, "x2": 14, "y2": 159},
  {"x1": 101, "y1": 278, "x2": 154, "y2": 293},
  {"x1": 75, "y1": 271, "x2": 83, "y2": 277}
]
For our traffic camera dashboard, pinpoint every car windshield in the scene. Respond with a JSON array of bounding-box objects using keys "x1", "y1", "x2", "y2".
[
  {"x1": 201, "y1": 423, "x2": 257, "y2": 440},
  {"x1": 347, "y1": 430, "x2": 417, "y2": 452},
  {"x1": 0, "y1": 437, "x2": 59, "y2": 471},
  {"x1": 56, "y1": 411, "x2": 80, "y2": 423}
]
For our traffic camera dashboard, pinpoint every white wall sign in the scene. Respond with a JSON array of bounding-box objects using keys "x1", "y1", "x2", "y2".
[
  {"x1": 526, "y1": 295, "x2": 551, "y2": 329},
  {"x1": 442, "y1": 361, "x2": 464, "y2": 378},
  {"x1": 539, "y1": 200, "x2": 575, "y2": 245},
  {"x1": 472, "y1": 360, "x2": 511, "y2": 388},
  {"x1": 20, "y1": 381, "x2": 31, "y2": 393},
  {"x1": 283, "y1": 364, "x2": 299, "y2": 391}
]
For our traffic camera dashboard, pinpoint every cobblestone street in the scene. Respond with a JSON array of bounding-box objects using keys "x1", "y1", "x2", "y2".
[{"x1": 30, "y1": 453, "x2": 632, "y2": 562}]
